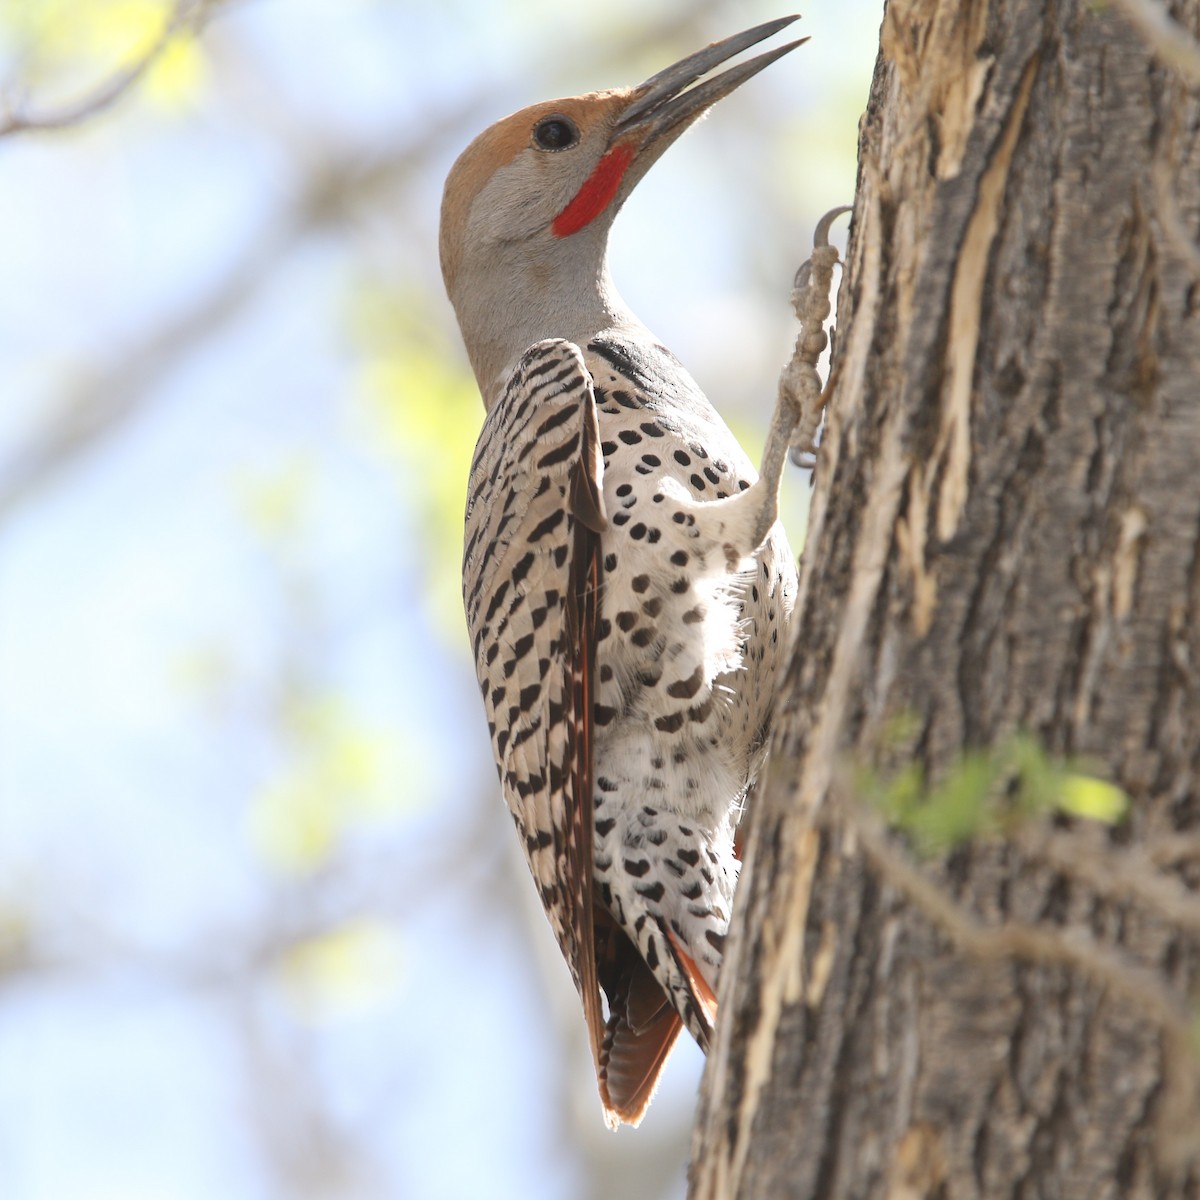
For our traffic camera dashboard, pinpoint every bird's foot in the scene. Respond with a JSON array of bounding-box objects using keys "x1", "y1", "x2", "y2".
[{"x1": 750, "y1": 204, "x2": 852, "y2": 548}]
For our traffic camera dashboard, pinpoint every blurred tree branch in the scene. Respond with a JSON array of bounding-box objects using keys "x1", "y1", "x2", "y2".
[
  {"x1": 0, "y1": 2, "x2": 726, "y2": 526},
  {"x1": 1113, "y1": 0, "x2": 1200, "y2": 83},
  {"x1": 0, "y1": 0, "x2": 232, "y2": 137}
]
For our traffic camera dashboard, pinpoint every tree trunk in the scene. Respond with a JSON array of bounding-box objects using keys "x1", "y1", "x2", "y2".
[{"x1": 691, "y1": 1, "x2": 1200, "y2": 1197}]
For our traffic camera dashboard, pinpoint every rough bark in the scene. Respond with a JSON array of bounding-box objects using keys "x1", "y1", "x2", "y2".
[{"x1": 692, "y1": 1, "x2": 1200, "y2": 1197}]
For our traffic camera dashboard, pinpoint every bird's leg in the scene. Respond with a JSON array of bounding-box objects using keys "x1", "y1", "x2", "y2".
[
  {"x1": 749, "y1": 204, "x2": 852, "y2": 549},
  {"x1": 645, "y1": 206, "x2": 852, "y2": 564}
]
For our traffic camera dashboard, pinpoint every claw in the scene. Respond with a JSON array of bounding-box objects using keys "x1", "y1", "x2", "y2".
[
  {"x1": 788, "y1": 361, "x2": 842, "y2": 469},
  {"x1": 813, "y1": 203, "x2": 852, "y2": 248},
  {"x1": 747, "y1": 204, "x2": 851, "y2": 545}
]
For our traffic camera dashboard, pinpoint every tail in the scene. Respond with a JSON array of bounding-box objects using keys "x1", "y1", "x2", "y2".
[
  {"x1": 592, "y1": 909, "x2": 718, "y2": 1127},
  {"x1": 598, "y1": 953, "x2": 681, "y2": 1127}
]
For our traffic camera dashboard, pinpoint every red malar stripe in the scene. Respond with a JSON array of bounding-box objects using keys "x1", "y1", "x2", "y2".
[{"x1": 551, "y1": 144, "x2": 635, "y2": 238}]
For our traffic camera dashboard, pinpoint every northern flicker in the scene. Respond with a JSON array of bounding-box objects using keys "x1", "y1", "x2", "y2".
[{"x1": 443, "y1": 16, "x2": 806, "y2": 1127}]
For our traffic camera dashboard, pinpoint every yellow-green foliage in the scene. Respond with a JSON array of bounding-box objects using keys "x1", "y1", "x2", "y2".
[
  {"x1": 862, "y1": 732, "x2": 1129, "y2": 857},
  {"x1": 274, "y1": 917, "x2": 404, "y2": 1024},
  {"x1": 1, "y1": 0, "x2": 206, "y2": 110},
  {"x1": 249, "y1": 695, "x2": 407, "y2": 874},
  {"x1": 348, "y1": 282, "x2": 481, "y2": 647}
]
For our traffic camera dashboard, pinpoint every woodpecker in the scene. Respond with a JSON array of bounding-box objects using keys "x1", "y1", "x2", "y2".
[{"x1": 443, "y1": 17, "x2": 806, "y2": 1127}]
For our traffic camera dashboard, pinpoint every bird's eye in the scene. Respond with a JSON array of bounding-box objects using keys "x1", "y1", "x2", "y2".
[{"x1": 532, "y1": 115, "x2": 580, "y2": 152}]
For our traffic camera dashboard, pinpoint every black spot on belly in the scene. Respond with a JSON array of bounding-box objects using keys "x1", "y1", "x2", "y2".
[{"x1": 666, "y1": 666, "x2": 703, "y2": 699}]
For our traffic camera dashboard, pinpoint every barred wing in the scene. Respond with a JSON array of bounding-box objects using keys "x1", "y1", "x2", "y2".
[{"x1": 462, "y1": 338, "x2": 608, "y2": 1083}]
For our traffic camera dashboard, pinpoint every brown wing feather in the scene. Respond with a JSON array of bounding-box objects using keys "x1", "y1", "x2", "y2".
[
  {"x1": 463, "y1": 338, "x2": 613, "y2": 1112},
  {"x1": 564, "y1": 439, "x2": 605, "y2": 1077},
  {"x1": 665, "y1": 928, "x2": 718, "y2": 1028}
]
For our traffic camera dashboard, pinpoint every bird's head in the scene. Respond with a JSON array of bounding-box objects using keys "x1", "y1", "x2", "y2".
[{"x1": 439, "y1": 16, "x2": 806, "y2": 404}]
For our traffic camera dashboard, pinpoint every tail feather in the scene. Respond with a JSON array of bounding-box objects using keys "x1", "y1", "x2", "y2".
[
  {"x1": 598, "y1": 956, "x2": 682, "y2": 1128},
  {"x1": 591, "y1": 905, "x2": 722, "y2": 1127}
]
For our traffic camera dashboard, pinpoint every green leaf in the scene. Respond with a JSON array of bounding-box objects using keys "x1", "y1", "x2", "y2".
[
  {"x1": 1057, "y1": 773, "x2": 1129, "y2": 824},
  {"x1": 908, "y1": 751, "x2": 999, "y2": 854}
]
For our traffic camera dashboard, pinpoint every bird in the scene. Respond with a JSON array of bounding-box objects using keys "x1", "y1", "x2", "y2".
[{"x1": 442, "y1": 16, "x2": 806, "y2": 1127}]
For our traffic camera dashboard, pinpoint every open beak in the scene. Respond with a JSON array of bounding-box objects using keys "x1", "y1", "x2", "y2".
[{"x1": 614, "y1": 15, "x2": 806, "y2": 148}]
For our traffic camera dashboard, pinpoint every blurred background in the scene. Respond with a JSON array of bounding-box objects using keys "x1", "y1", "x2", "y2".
[{"x1": 0, "y1": 2, "x2": 879, "y2": 1196}]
